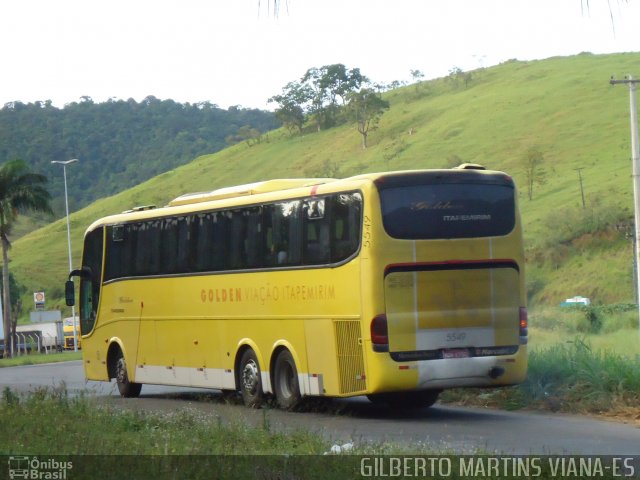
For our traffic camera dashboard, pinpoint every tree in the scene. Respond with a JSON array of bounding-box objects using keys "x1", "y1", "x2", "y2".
[
  {"x1": 301, "y1": 64, "x2": 367, "y2": 131},
  {"x1": 346, "y1": 88, "x2": 390, "y2": 149},
  {"x1": 268, "y1": 81, "x2": 312, "y2": 134},
  {"x1": 301, "y1": 67, "x2": 333, "y2": 131},
  {"x1": 0, "y1": 272, "x2": 25, "y2": 316},
  {"x1": 0, "y1": 159, "x2": 52, "y2": 357},
  {"x1": 225, "y1": 125, "x2": 263, "y2": 147},
  {"x1": 319, "y1": 64, "x2": 366, "y2": 106},
  {"x1": 522, "y1": 147, "x2": 547, "y2": 200},
  {"x1": 410, "y1": 69, "x2": 424, "y2": 92}
]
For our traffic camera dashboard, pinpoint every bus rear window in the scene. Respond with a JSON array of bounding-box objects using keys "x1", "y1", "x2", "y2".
[{"x1": 379, "y1": 182, "x2": 515, "y2": 239}]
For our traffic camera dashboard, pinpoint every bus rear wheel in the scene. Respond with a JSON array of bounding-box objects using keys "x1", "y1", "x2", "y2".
[
  {"x1": 239, "y1": 349, "x2": 264, "y2": 408},
  {"x1": 273, "y1": 350, "x2": 301, "y2": 410},
  {"x1": 115, "y1": 351, "x2": 142, "y2": 398}
]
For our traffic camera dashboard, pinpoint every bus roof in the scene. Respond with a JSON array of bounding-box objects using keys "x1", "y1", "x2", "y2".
[{"x1": 168, "y1": 178, "x2": 336, "y2": 206}]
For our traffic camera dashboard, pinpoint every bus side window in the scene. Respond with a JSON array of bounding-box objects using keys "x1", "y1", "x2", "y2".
[
  {"x1": 211, "y1": 213, "x2": 229, "y2": 271},
  {"x1": 285, "y1": 201, "x2": 302, "y2": 265},
  {"x1": 135, "y1": 222, "x2": 149, "y2": 275},
  {"x1": 105, "y1": 226, "x2": 123, "y2": 281},
  {"x1": 162, "y1": 218, "x2": 178, "y2": 274},
  {"x1": 176, "y1": 216, "x2": 190, "y2": 273},
  {"x1": 196, "y1": 213, "x2": 213, "y2": 272},
  {"x1": 123, "y1": 224, "x2": 137, "y2": 277},
  {"x1": 148, "y1": 220, "x2": 162, "y2": 275},
  {"x1": 186, "y1": 214, "x2": 200, "y2": 271},
  {"x1": 229, "y1": 211, "x2": 246, "y2": 269},
  {"x1": 265, "y1": 201, "x2": 301, "y2": 266},
  {"x1": 246, "y1": 208, "x2": 263, "y2": 268},
  {"x1": 263, "y1": 205, "x2": 277, "y2": 266},
  {"x1": 331, "y1": 192, "x2": 362, "y2": 262},
  {"x1": 303, "y1": 198, "x2": 330, "y2": 264}
]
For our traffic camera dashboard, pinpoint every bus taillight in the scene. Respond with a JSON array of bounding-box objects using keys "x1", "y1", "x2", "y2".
[
  {"x1": 371, "y1": 314, "x2": 389, "y2": 352},
  {"x1": 519, "y1": 307, "x2": 528, "y2": 343}
]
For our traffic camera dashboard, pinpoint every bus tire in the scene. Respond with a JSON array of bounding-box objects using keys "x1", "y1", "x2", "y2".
[
  {"x1": 367, "y1": 389, "x2": 440, "y2": 409},
  {"x1": 239, "y1": 349, "x2": 264, "y2": 408},
  {"x1": 273, "y1": 350, "x2": 301, "y2": 410},
  {"x1": 115, "y1": 350, "x2": 142, "y2": 398}
]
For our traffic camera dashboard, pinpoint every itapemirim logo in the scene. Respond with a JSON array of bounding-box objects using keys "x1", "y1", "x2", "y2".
[{"x1": 8, "y1": 456, "x2": 72, "y2": 479}]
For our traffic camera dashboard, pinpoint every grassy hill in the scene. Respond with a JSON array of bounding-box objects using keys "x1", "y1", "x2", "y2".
[{"x1": 8, "y1": 51, "x2": 640, "y2": 318}]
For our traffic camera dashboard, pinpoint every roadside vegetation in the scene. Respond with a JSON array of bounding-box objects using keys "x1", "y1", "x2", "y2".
[
  {"x1": 0, "y1": 385, "x2": 327, "y2": 456},
  {"x1": 0, "y1": 385, "x2": 351, "y2": 479},
  {"x1": 442, "y1": 308, "x2": 640, "y2": 418},
  {"x1": 0, "y1": 350, "x2": 81, "y2": 367}
]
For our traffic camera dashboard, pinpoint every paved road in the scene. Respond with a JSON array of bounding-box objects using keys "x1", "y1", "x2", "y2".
[{"x1": 1, "y1": 360, "x2": 638, "y2": 455}]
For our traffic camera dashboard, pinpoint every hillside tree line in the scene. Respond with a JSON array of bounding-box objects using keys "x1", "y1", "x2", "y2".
[{"x1": 0, "y1": 97, "x2": 278, "y2": 216}]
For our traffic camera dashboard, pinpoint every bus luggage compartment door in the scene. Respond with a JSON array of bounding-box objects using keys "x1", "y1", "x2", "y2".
[{"x1": 384, "y1": 264, "x2": 520, "y2": 358}]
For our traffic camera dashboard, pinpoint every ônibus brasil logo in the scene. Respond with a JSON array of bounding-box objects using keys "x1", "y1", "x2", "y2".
[{"x1": 8, "y1": 456, "x2": 72, "y2": 479}]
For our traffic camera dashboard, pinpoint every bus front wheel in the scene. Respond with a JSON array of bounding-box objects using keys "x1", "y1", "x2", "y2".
[
  {"x1": 115, "y1": 351, "x2": 142, "y2": 398},
  {"x1": 239, "y1": 349, "x2": 264, "y2": 408},
  {"x1": 273, "y1": 350, "x2": 301, "y2": 410}
]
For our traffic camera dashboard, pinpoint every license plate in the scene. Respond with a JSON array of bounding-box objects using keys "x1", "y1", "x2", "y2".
[{"x1": 442, "y1": 348, "x2": 470, "y2": 359}]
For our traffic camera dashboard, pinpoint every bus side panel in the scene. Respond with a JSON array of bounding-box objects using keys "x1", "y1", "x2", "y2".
[
  {"x1": 135, "y1": 276, "x2": 228, "y2": 387},
  {"x1": 114, "y1": 265, "x2": 362, "y2": 393},
  {"x1": 304, "y1": 319, "x2": 339, "y2": 396}
]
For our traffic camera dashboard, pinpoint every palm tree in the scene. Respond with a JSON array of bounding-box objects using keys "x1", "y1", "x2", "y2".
[{"x1": 0, "y1": 159, "x2": 52, "y2": 358}]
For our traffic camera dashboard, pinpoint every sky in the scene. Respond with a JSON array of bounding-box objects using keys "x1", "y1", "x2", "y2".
[{"x1": 0, "y1": 0, "x2": 638, "y2": 111}]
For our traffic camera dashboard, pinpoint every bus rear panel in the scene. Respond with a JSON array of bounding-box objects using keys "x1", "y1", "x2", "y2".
[{"x1": 366, "y1": 169, "x2": 527, "y2": 393}]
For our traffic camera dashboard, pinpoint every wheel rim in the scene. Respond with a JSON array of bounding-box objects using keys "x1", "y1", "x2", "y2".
[
  {"x1": 242, "y1": 359, "x2": 259, "y2": 395},
  {"x1": 116, "y1": 358, "x2": 126, "y2": 384}
]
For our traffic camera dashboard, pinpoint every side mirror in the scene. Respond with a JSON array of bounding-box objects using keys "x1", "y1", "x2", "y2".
[
  {"x1": 65, "y1": 280, "x2": 75, "y2": 307},
  {"x1": 66, "y1": 267, "x2": 91, "y2": 307},
  {"x1": 69, "y1": 267, "x2": 91, "y2": 279}
]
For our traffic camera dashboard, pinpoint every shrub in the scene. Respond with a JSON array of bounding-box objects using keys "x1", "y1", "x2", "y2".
[
  {"x1": 524, "y1": 338, "x2": 640, "y2": 412},
  {"x1": 581, "y1": 306, "x2": 602, "y2": 333}
]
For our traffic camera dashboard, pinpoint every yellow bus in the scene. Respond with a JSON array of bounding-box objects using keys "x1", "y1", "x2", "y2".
[
  {"x1": 65, "y1": 165, "x2": 527, "y2": 409},
  {"x1": 63, "y1": 318, "x2": 81, "y2": 350}
]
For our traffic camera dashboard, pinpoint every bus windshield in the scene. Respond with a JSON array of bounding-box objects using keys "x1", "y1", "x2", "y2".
[{"x1": 378, "y1": 177, "x2": 515, "y2": 239}]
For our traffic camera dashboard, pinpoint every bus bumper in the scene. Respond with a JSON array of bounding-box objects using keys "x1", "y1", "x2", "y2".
[{"x1": 365, "y1": 344, "x2": 527, "y2": 393}]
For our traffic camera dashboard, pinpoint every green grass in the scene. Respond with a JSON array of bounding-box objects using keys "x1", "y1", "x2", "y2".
[
  {"x1": 525, "y1": 338, "x2": 640, "y2": 410},
  {"x1": 0, "y1": 351, "x2": 82, "y2": 367},
  {"x1": 529, "y1": 305, "x2": 640, "y2": 348},
  {"x1": 529, "y1": 327, "x2": 640, "y2": 357},
  {"x1": 442, "y1": 337, "x2": 640, "y2": 414},
  {"x1": 0, "y1": 386, "x2": 346, "y2": 479},
  {"x1": 1, "y1": 386, "x2": 325, "y2": 456}
]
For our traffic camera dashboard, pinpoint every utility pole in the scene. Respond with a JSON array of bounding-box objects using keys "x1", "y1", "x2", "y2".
[
  {"x1": 574, "y1": 167, "x2": 586, "y2": 209},
  {"x1": 610, "y1": 75, "x2": 640, "y2": 333},
  {"x1": 51, "y1": 159, "x2": 79, "y2": 351}
]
